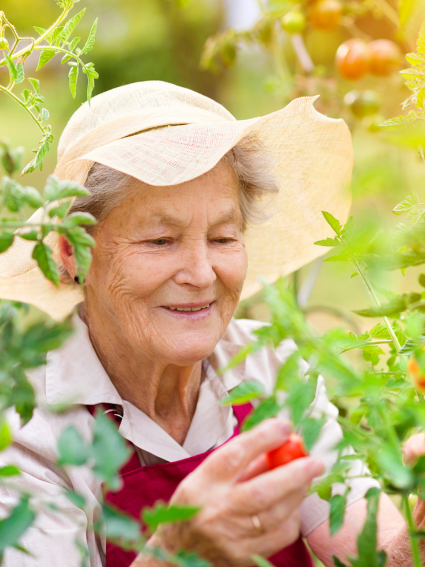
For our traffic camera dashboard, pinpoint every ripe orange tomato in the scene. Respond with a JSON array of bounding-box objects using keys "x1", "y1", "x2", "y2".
[
  {"x1": 369, "y1": 39, "x2": 401, "y2": 77},
  {"x1": 266, "y1": 433, "x2": 309, "y2": 470},
  {"x1": 310, "y1": 0, "x2": 342, "y2": 31},
  {"x1": 408, "y1": 358, "x2": 425, "y2": 392},
  {"x1": 336, "y1": 39, "x2": 371, "y2": 80}
]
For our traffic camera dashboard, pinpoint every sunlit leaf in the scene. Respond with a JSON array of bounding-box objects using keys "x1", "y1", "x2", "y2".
[
  {"x1": 330, "y1": 494, "x2": 346, "y2": 535},
  {"x1": 32, "y1": 242, "x2": 59, "y2": 286},
  {"x1": 220, "y1": 381, "x2": 265, "y2": 406},
  {"x1": 142, "y1": 502, "x2": 200, "y2": 531}
]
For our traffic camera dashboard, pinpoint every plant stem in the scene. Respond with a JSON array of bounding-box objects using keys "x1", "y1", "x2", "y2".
[
  {"x1": 403, "y1": 494, "x2": 423, "y2": 567},
  {"x1": 370, "y1": 0, "x2": 399, "y2": 27},
  {"x1": 0, "y1": 5, "x2": 72, "y2": 67},
  {"x1": 291, "y1": 34, "x2": 314, "y2": 74},
  {"x1": 342, "y1": 242, "x2": 402, "y2": 353},
  {"x1": 0, "y1": 84, "x2": 44, "y2": 134}
]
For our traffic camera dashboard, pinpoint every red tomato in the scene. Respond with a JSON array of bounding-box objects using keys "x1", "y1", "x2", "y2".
[
  {"x1": 336, "y1": 39, "x2": 371, "y2": 80},
  {"x1": 369, "y1": 39, "x2": 401, "y2": 77},
  {"x1": 266, "y1": 433, "x2": 309, "y2": 470},
  {"x1": 408, "y1": 358, "x2": 425, "y2": 392},
  {"x1": 310, "y1": 0, "x2": 342, "y2": 31}
]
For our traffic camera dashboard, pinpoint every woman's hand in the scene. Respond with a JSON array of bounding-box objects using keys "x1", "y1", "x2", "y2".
[
  {"x1": 143, "y1": 419, "x2": 325, "y2": 567},
  {"x1": 403, "y1": 433, "x2": 425, "y2": 529}
]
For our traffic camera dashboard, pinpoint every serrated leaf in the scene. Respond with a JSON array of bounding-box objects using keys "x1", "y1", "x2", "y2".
[
  {"x1": 0, "y1": 232, "x2": 14, "y2": 253},
  {"x1": 405, "y1": 52, "x2": 425, "y2": 66},
  {"x1": 314, "y1": 238, "x2": 340, "y2": 247},
  {"x1": 82, "y1": 62, "x2": 98, "y2": 103},
  {"x1": 58, "y1": 9, "x2": 86, "y2": 44},
  {"x1": 4, "y1": 53, "x2": 17, "y2": 82},
  {"x1": 379, "y1": 111, "x2": 418, "y2": 130},
  {"x1": 242, "y1": 397, "x2": 281, "y2": 432},
  {"x1": 102, "y1": 503, "x2": 141, "y2": 541},
  {"x1": 63, "y1": 212, "x2": 96, "y2": 227},
  {"x1": 68, "y1": 62, "x2": 79, "y2": 98},
  {"x1": 393, "y1": 191, "x2": 419, "y2": 215},
  {"x1": 0, "y1": 497, "x2": 35, "y2": 553},
  {"x1": 15, "y1": 63, "x2": 25, "y2": 84},
  {"x1": 57, "y1": 426, "x2": 89, "y2": 466},
  {"x1": 44, "y1": 175, "x2": 90, "y2": 201},
  {"x1": 33, "y1": 26, "x2": 47, "y2": 35},
  {"x1": 322, "y1": 211, "x2": 342, "y2": 235},
  {"x1": 32, "y1": 242, "x2": 59, "y2": 286},
  {"x1": 48, "y1": 201, "x2": 71, "y2": 219},
  {"x1": 80, "y1": 18, "x2": 98, "y2": 55},
  {"x1": 92, "y1": 411, "x2": 131, "y2": 489},
  {"x1": 330, "y1": 494, "x2": 346, "y2": 535},
  {"x1": 69, "y1": 37, "x2": 81, "y2": 52},
  {"x1": 398, "y1": 336, "x2": 425, "y2": 355},
  {"x1": 324, "y1": 252, "x2": 350, "y2": 262},
  {"x1": 36, "y1": 49, "x2": 56, "y2": 71},
  {"x1": 28, "y1": 78, "x2": 40, "y2": 93},
  {"x1": 353, "y1": 296, "x2": 406, "y2": 317},
  {"x1": 301, "y1": 417, "x2": 325, "y2": 452},
  {"x1": 220, "y1": 380, "x2": 265, "y2": 406},
  {"x1": 142, "y1": 502, "x2": 200, "y2": 531}
]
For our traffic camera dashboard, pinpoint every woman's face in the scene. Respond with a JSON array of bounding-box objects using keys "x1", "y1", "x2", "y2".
[{"x1": 82, "y1": 160, "x2": 248, "y2": 365}]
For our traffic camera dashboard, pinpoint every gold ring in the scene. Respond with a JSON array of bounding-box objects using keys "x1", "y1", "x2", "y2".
[{"x1": 251, "y1": 514, "x2": 263, "y2": 535}]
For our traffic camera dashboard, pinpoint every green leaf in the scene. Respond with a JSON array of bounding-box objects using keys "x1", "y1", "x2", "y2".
[
  {"x1": 353, "y1": 296, "x2": 407, "y2": 317},
  {"x1": 62, "y1": 225, "x2": 95, "y2": 281},
  {"x1": 322, "y1": 211, "x2": 342, "y2": 235},
  {"x1": 0, "y1": 232, "x2": 14, "y2": 253},
  {"x1": 65, "y1": 490, "x2": 86, "y2": 508},
  {"x1": 0, "y1": 466, "x2": 20, "y2": 477},
  {"x1": 314, "y1": 238, "x2": 340, "y2": 247},
  {"x1": 48, "y1": 201, "x2": 72, "y2": 219},
  {"x1": 330, "y1": 494, "x2": 346, "y2": 535},
  {"x1": 15, "y1": 63, "x2": 25, "y2": 84},
  {"x1": 379, "y1": 111, "x2": 418, "y2": 131},
  {"x1": 324, "y1": 252, "x2": 351, "y2": 262},
  {"x1": 57, "y1": 426, "x2": 89, "y2": 466},
  {"x1": 69, "y1": 37, "x2": 81, "y2": 52},
  {"x1": 333, "y1": 557, "x2": 348, "y2": 567},
  {"x1": 252, "y1": 556, "x2": 275, "y2": 567},
  {"x1": 376, "y1": 447, "x2": 414, "y2": 490},
  {"x1": 4, "y1": 53, "x2": 17, "y2": 82},
  {"x1": 32, "y1": 242, "x2": 59, "y2": 287},
  {"x1": 301, "y1": 417, "x2": 325, "y2": 452},
  {"x1": 398, "y1": 336, "x2": 425, "y2": 355},
  {"x1": 172, "y1": 550, "x2": 211, "y2": 567},
  {"x1": 58, "y1": 9, "x2": 86, "y2": 44},
  {"x1": 142, "y1": 502, "x2": 200, "y2": 531},
  {"x1": 82, "y1": 62, "x2": 98, "y2": 103},
  {"x1": 285, "y1": 377, "x2": 317, "y2": 426},
  {"x1": 399, "y1": 0, "x2": 415, "y2": 28},
  {"x1": 351, "y1": 272, "x2": 359, "y2": 278},
  {"x1": 41, "y1": 108, "x2": 49, "y2": 122},
  {"x1": 92, "y1": 411, "x2": 132, "y2": 489},
  {"x1": 36, "y1": 49, "x2": 56, "y2": 71},
  {"x1": 80, "y1": 18, "x2": 98, "y2": 54},
  {"x1": 64, "y1": 212, "x2": 96, "y2": 227},
  {"x1": 44, "y1": 175, "x2": 91, "y2": 201},
  {"x1": 393, "y1": 191, "x2": 419, "y2": 215},
  {"x1": 68, "y1": 61, "x2": 79, "y2": 98},
  {"x1": 0, "y1": 419, "x2": 12, "y2": 452},
  {"x1": 406, "y1": 52, "x2": 425, "y2": 66},
  {"x1": 220, "y1": 381, "x2": 265, "y2": 406},
  {"x1": 241, "y1": 397, "x2": 281, "y2": 432},
  {"x1": 349, "y1": 489, "x2": 386, "y2": 567},
  {"x1": 33, "y1": 26, "x2": 47, "y2": 36},
  {"x1": 28, "y1": 78, "x2": 40, "y2": 93},
  {"x1": 19, "y1": 230, "x2": 39, "y2": 242},
  {"x1": 369, "y1": 323, "x2": 391, "y2": 339},
  {"x1": 0, "y1": 497, "x2": 35, "y2": 553},
  {"x1": 102, "y1": 503, "x2": 141, "y2": 541}
]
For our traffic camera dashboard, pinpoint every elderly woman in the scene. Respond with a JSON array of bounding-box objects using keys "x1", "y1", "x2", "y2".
[{"x1": 0, "y1": 81, "x2": 419, "y2": 567}]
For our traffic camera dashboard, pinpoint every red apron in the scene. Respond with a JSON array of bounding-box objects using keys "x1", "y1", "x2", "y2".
[{"x1": 95, "y1": 403, "x2": 313, "y2": 567}]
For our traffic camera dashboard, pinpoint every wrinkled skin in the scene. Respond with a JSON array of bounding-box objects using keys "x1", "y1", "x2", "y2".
[{"x1": 59, "y1": 160, "x2": 325, "y2": 565}]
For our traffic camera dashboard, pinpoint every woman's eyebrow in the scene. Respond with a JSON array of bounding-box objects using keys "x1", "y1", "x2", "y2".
[{"x1": 149, "y1": 210, "x2": 241, "y2": 228}]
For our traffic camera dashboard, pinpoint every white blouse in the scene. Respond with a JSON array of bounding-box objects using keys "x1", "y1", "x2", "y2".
[{"x1": 0, "y1": 313, "x2": 378, "y2": 566}]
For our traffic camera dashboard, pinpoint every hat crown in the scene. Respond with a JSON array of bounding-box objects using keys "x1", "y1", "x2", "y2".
[{"x1": 57, "y1": 81, "x2": 235, "y2": 162}]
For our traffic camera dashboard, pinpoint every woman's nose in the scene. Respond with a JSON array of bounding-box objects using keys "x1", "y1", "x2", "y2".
[{"x1": 174, "y1": 243, "x2": 216, "y2": 289}]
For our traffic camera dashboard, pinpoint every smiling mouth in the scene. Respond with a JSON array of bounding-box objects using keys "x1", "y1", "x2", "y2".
[{"x1": 166, "y1": 303, "x2": 212, "y2": 312}]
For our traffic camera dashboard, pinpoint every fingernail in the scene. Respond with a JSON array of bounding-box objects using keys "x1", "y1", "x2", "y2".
[{"x1": 276, "y1": 420, "x2": 292, "y2": 436}]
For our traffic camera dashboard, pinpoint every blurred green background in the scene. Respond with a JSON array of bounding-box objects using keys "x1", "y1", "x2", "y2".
[
  {"x1": 1, "y1": 1, "x2": 425, "y2": 564},
  {"x1": 1, "y1": 0, "x2": 424, "y2": 341}
]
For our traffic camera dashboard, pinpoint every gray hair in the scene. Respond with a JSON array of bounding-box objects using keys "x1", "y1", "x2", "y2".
[{"x1": 69, "y1": 136, "x2": 278, "y2": 233}]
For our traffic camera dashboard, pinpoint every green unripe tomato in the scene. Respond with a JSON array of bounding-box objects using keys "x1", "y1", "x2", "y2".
[
  {"x1": 363, "y1": 113, "x2": 385, "y2": 133},
  {"x1": 344, "y1": 90, "x2": 381, "y2": 119},
  {"x1": 281, "y1": 11, "x2": 306, "y2": 34},
  {"x1": 0, "y1": 37, "x2": 9, "y2": 51}
]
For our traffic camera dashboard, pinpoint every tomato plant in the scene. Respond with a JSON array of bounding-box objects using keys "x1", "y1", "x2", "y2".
[{"x1": 309, "y1": 0, "x2": 342, "y2": 32}]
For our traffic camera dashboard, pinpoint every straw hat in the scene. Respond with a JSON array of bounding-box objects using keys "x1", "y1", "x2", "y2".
[{"x1": 0, "y1": 81, "x2": 352, "y2": 320}]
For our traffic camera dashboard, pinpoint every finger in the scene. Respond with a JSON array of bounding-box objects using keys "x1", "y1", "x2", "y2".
[
  {"x1": 403, "y1": 433, "x2": 425, "y2": 465},
  {"x1": 243, "y1": 513, "x2": 302, "y2": 559},
  {"x1": 414, "y1": 497, "x2": 425, "y2": 528},
  {"x1": 255, "y1": 492, "x2": 305, "y2": 533},
  {"x1": 232, "y1": 457, "x2": 324, "y2": 514},
  {"x1": 238, "y1": 454, "x2": 269, "y2": 482},
  {"x1": 197, "y1": 419, "x2": 292, "y2": 483}
]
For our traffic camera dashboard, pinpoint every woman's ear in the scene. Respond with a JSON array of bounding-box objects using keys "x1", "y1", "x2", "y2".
[{"x1": 58, "y1": 235, "x2": 76, "y2": 279}]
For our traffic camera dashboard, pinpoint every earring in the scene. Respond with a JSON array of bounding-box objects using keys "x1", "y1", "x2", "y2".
[{"x1": 74, "y1": 275, "x2": 80, "y2": 285}]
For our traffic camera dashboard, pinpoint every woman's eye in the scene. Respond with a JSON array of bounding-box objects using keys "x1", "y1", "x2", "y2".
[
  {"x1": 149, "y1": 238, "x2": 170, "y2": 246},
  {"x1": 214, "y1": 238, "x2": 234, "y2": 244}
]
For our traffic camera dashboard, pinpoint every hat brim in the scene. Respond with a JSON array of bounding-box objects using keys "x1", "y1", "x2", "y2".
[{"x1": 0, "y1": 96, "x2": 352, "y2": 320}]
